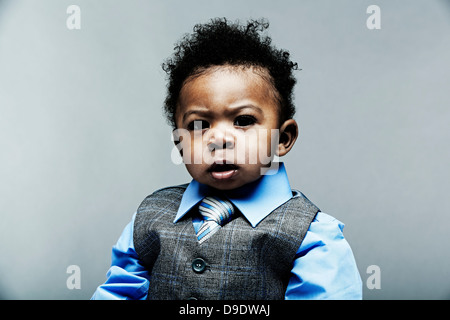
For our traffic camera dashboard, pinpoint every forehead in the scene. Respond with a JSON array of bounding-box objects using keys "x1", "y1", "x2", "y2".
[{"x1": 177, "y1": 65, "x2": 279, "y2": 115}]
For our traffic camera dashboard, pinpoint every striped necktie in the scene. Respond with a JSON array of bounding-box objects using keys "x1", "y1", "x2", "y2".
[{"x1": 196, "y1": 196, "x2": 235, "y2": 244}]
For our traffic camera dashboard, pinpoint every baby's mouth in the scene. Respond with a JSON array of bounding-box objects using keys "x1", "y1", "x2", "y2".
[{"x1": 208, "y1": 163, "x2": 239, "y2": 180}]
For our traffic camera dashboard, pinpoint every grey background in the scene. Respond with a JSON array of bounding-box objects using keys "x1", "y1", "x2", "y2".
[{"x1": 1, "y1": 0, "x2": 449, "y2": 300}]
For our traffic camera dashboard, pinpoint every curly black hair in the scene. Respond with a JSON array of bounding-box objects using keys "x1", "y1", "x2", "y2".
[{"x1": 162, "y1": 18, "x2": 299, "y2": 129}]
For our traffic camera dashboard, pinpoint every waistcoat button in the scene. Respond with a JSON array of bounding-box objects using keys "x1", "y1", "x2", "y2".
[{"x1": 192, "y1": 258, "x2": 207, "y2": 273}]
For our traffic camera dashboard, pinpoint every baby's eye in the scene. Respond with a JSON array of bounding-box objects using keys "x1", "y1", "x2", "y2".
[
  {"x1": 187, "y1": 120, "x2": 210, "y2": 131},
  {"x1": 234, "y1": 115, "x2": 256, "y2": 127}
]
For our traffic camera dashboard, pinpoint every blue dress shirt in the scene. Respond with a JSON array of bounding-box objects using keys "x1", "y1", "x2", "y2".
[{"x1": 91, "y1": 163, "x2": 362, "y2": 300}]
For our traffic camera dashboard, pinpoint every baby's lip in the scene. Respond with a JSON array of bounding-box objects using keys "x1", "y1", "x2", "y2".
[
  {"x1": 208, "y1": 162, "x2": 239, "y2": 180},
  {"x1": 207, "y1": 162, "x2": 239, "y2": 173}
]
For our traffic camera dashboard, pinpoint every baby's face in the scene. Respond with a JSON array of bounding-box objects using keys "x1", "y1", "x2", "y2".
[{"x1": 174, "y1": 66, "x2": 294, "y2": 190}]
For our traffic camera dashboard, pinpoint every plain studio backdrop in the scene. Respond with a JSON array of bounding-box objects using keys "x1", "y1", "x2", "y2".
[{"x1": 0, "y1": 0, "x2": 449, "y2": 300}]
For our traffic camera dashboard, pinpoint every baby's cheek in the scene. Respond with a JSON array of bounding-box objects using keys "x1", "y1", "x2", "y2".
[
  {"x1": 179, "y1": 138, "x2": 201, "y2": 165},
  {"x1": 239, "y1": 130, "x2": 276, "y2": 165}
]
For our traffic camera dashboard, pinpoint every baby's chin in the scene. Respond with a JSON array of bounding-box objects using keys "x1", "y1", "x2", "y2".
[
  {"x1": 202, "y1": 171, "x2": 264, "y2": 191},
  {"x1": 203, "y1": 172, "x2": 246, "y2": 191}
]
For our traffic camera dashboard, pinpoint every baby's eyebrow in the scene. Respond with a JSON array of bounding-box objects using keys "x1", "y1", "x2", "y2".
[
  {"x1": 182, "y1": 109, "x2": 210, "y2": 122},
  {"x1": 228, "y1": 104, "x2": 263, "y2": 114}
]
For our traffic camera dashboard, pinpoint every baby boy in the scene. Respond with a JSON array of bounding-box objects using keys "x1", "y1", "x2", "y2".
[{"x1": 92, "y1": 18, "x2": 362, "y2": 300}]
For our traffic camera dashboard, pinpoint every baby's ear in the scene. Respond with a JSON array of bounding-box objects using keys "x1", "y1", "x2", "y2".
[{"x1": 277, "y1": 119, "x2": 298, "y2": 157}]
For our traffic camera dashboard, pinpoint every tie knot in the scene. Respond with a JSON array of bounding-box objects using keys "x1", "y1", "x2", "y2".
[{"x1": 198, "y1": 196, "x2": 234, "y2": 226}]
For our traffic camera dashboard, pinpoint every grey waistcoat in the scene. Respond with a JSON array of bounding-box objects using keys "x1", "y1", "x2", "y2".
[{"x1": 133, "y1": 184, "x2": 319, "y2": 300}]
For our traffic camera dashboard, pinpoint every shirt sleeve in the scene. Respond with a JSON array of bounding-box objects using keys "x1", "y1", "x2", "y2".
[
  {"x1": 91, "y1": 213, "x2": 150, "y2": 300},
  {"x1": 284, "y1": 212, "x2": 363, "y2": 300}
]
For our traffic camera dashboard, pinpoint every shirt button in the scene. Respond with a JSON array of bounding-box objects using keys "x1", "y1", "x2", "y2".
[{"x1": 192, "y1": 258, "x2": 207, "y2": 273}]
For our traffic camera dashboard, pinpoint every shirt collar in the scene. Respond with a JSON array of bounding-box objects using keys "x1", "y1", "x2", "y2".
[{"x1": 173, "y1": 162, "x2": 293, "y2": 227}]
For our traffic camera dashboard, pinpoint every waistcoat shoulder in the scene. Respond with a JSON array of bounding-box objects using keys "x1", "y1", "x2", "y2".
[{"x1": 133, "y1": 184, "x2": 188, "y2": 265}]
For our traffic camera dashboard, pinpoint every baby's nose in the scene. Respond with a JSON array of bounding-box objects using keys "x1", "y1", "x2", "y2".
[
  {"x1": 207, "y1": 128, "x2": 235, "y2": 151},
  {"x1": 208, "y1": 140, "x2": 233, "y2": 152}
]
